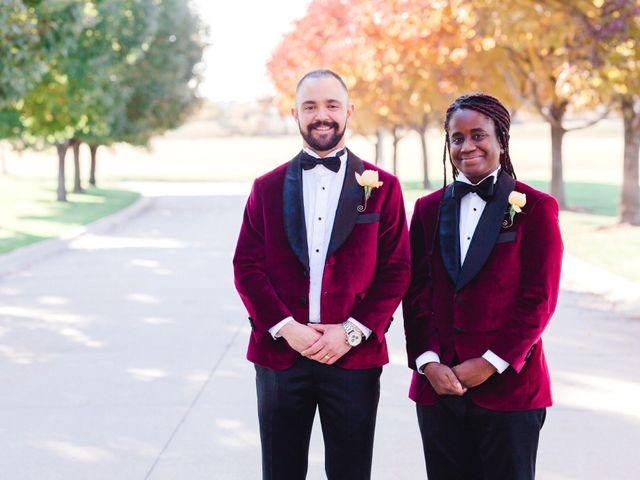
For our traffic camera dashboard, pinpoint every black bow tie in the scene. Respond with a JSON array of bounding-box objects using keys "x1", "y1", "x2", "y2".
[
  {"x1": 299, "y1": 149, "x2": 345, "y2": 173},
  {"x1": 453, "y1": 176, "x2": 495, "y2": 202}
]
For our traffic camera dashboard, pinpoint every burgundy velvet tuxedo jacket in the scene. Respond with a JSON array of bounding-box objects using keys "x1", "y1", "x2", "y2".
[
  {"x1": 233, "y1": 150, "x2": 411, "y2": 370},
  {"x1": 403, "y1": 173, "x2": 563, "y2": 411}
]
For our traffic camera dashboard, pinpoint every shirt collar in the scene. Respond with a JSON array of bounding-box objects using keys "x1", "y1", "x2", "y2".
[
  {"x1": 456, "y1": 166, "x2": 501, "y2": 186},
  {"x1": 302, "y1": 147, "x2": 347, "y2": 160}
]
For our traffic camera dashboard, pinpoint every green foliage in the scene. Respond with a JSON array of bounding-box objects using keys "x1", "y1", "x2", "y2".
[
  {"x1": 5, "y1": 0, "x2": 205, "y2": 148},
  {"x1": 71, "y1": 0, "x2": 161, "y2": 146},
  {"x1": 111, "y1": 0, "x2": 207, "y2": 146},
  {"x1": 17, "y1": 0, "x2": 88, "y2": 145},
  {"x1": 0, "y1": 0, "x2": 45, "y2": 138},
  {"x1": 0, "y1": 1, "x2": 44, "y2": 106}
]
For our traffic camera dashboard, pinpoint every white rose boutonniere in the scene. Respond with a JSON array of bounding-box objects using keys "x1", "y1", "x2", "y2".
[
  {"x1": 355, "y1": 170, "x2": 383, "y2": 212},
  {"x1": 504, "y1": 191, "x2": 526, "y2": 228}
]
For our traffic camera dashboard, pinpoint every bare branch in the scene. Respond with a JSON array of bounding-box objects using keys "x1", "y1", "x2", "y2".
[{"x1": 564, "y1": 106, "x2": 612, "y2": 132}]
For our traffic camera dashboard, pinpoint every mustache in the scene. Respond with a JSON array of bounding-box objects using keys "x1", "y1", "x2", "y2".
[{"x1": 308, "y1": 121, "x2": 339, "y2": 130}]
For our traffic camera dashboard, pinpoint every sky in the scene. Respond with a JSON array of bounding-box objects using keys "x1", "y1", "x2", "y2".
[{"x1": 191, "y1": 0, "x2": 312, "y2": 102}]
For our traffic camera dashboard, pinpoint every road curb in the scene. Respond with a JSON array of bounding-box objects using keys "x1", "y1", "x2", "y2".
[{"x1": 0, "y1": 195, "x2": 152, "y2": 278}]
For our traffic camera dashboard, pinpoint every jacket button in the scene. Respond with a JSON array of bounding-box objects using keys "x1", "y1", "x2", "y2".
[
  {"x1": 299, "y1": 296, "x2": 308, "y2": 305},
  {"x1": 525, "y1": 343, "x2": 536, "y2": 361},
  {"x1": 453, "y1": 327, "x2": 462, "y2": 334},
  {"x1": 455, "y1": 295, "x2": 464, "y2": 304}
]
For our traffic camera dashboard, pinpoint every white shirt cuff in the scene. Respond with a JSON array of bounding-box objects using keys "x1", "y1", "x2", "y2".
[
  {"x1": 269, "y1": 317, "x2": 294, "y2": 339},
  {"x1": 348, "y1": 317, "x2": 372, "y2": 339},
  {"x1": 416, "y1": 351, "x2": 440, "y2": 374},
  {"x1": 483, "y1": 350, "x2": 509, "y2": 374}
]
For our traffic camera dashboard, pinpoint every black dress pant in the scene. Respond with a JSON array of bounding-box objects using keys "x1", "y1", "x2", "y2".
[
  {"x1": 416, "y1": 395, "x2": 546, "y2": 480},
  {"x1": 255, "y1": 357, "x2": 382, "y2": 480}
]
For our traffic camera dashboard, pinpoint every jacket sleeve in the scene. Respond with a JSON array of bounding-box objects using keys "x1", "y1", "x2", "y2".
[
  {"x1": 489, "y1": 195, "x2": 563, "y2": 373},
  {"x1": 349, "y1": 176, "x2": 411, "y2": 341},
  {"x1": 233, "y1": 180, "x2": 291, "y2": 338},
  {"x1": 402, "y1": 197, "x2": 441, "y2": 370}
]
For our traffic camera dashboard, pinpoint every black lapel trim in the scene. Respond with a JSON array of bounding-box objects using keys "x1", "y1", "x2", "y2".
[
  {"x1": 456, "y1": 173, "x2": 516, "y2": 291},
  {"x1": 283, "y1": 153, "x2": 309, "y2": 271},
  {"x1": 327, "y1": 149, "x2": 364, "y2": 257},
  {"x1": 438, "y1": 184, "x2": 460, "y2": 285}
]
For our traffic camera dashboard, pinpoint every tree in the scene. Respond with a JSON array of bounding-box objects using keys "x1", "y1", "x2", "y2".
[
  {"x1": 74, "y1": 0, "x2": 161, "y2": 187},
  {"x1": 85, "y1": 0, "x2": 206, "y2": 186},
  {"x1": 586, "y1": 0, "x2": 640, "y2": 224},
  {"x1": 111, "y1": 0, "x2": 206, "y2": 146},
  {"x1": 268, "y1": 0, "x2": 517, "y2": 183},
  {"x1": 471, "y1": 0, "x2": 607, "y2": 209},
  {"x1": 0, "y1": 1, "x2": 48, "y2": 141},
  {"x1": 18, "y1": 0, "x2": 88, "y2": 201}
]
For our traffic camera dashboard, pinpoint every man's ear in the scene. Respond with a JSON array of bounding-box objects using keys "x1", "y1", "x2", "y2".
[
  {"x1": 346, "y1": 103, "x2": 355, "y2": 120},
  {"x1": 291, "y1": 106, "x2": 299, "y2": 122}
]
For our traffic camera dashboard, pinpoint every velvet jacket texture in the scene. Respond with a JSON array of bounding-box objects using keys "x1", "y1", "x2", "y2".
[
  {"x1": 403, "y1": 173, "x2": 563, "y2": 411},
  {"x1": 233, "y1": 150, "x2": 411, "y2": 370}
]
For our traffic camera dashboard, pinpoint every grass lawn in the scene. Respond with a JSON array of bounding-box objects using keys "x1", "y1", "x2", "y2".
[
  {"x1": 403, "y1": 180, "x2": 640, "y2": 284},
  {"x1": 0, "y1": 176, "x2": 139, "y2": 254},
  {"x1": 559, "y1": 211, "x2": 640, "y2": 283}
]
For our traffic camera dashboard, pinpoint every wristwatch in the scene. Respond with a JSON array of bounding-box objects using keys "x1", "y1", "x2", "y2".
[{"x1": 342, "y1": 321, "x2": 363, "y2": 347}]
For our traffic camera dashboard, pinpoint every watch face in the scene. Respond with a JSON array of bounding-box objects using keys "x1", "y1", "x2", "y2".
[{"x1": 347, "y1": 331, "x2": 362, "y2": 346}]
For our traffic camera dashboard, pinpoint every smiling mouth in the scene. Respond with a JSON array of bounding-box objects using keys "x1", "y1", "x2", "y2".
[{"x1": 309, "y1": 121, "x2": 338, "y2": 133}]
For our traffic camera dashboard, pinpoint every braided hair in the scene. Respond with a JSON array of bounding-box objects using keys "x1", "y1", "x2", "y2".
[{"x1": 441, "y1": 93, "x2": 517, "y2": 187}]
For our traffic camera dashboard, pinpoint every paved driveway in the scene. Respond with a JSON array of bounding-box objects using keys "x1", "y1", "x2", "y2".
[{"x1": 0, "y1": 183, "x2": 638, "y2": 479}]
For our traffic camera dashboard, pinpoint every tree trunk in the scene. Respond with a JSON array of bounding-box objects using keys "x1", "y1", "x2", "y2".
[
  {"x1": 620, "y1": 95, "x2": 640, "y2": 225},
  {"x1": 550, "y1": 123, "x2": 567, "y2": 209},
  {"x1": 374, "y1": 128, "x2": 384, "y2": 166},
  {"x1": 72, "y1": 139, "x2": 83, "y2": 193},
  {"x1": 89, "y1": 144, "x2": 99, "y2": 186},
  {"x1": 55, "y1": 142, "x2": 69, "y2": 202},
  {"x1": 392, "y1": 126, "x2": 400, "y2": 176},
  {"x1": 418, "y1": 126, "x2": 430, "y2": 189}
]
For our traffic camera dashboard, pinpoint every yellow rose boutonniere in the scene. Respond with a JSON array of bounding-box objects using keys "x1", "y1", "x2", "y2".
[
  {"x1": 355, "y1": 170, "x2": 383, "y2": 212},
  {"x1": 503, "y1": 191, "x2": 526, "y2": 228}
]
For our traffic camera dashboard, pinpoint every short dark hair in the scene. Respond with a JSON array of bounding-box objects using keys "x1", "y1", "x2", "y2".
[
  {"x1": 442, "y1": 93, "x2": 516, "y2": 183},
  {"x1": 295, "y1": 69, "x2": 349, "y2": 97}
]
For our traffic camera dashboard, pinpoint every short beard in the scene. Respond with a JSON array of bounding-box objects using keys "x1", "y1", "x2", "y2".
[{"x1": 299, "y1": 120, "x2": 346, "y2": 152}]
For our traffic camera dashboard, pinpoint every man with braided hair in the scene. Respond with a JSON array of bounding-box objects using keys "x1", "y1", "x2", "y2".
[{"x1": 403, "y1": 93, "x2": 563, "y2": 479}]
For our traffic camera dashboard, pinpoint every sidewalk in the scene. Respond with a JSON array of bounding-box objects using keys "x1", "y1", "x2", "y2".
[{"x1": 0, "y1": 183, "x2": 638, "y2": 479}]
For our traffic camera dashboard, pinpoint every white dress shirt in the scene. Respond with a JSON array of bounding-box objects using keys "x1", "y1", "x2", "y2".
[
  {"x1": 269, "y1": 147, "x2": 371, "y2": 339},
  {"x1": 416, "y1": 167, "x2": 509, "y2": 374}
]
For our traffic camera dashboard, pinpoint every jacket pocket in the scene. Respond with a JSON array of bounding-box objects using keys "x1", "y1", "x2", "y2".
[
  {"x1": 496, "y1": 231, "x2": 517, "y2": 244},
  {"x1": 355, "y1": 212, "x2": 381, "y2": 224}
]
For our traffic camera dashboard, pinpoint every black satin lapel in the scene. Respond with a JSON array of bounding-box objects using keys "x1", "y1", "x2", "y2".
[
  {"x1": 456, "y1": 173, "x2": 516, "y2": 291},
  {"x1": 283, "y1": 154, "x2": 309, "y2": 271},
  {"x1": 327, "y1": 150, "x2": 363, "y2": 257},
  {"x1": 438, "y1": 184, "x2": 460, "y2": 285}
]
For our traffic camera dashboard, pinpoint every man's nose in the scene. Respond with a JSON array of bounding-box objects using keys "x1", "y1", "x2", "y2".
[{"x1": 315, "y1": 106, "x2": 331, "y2": 120}]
